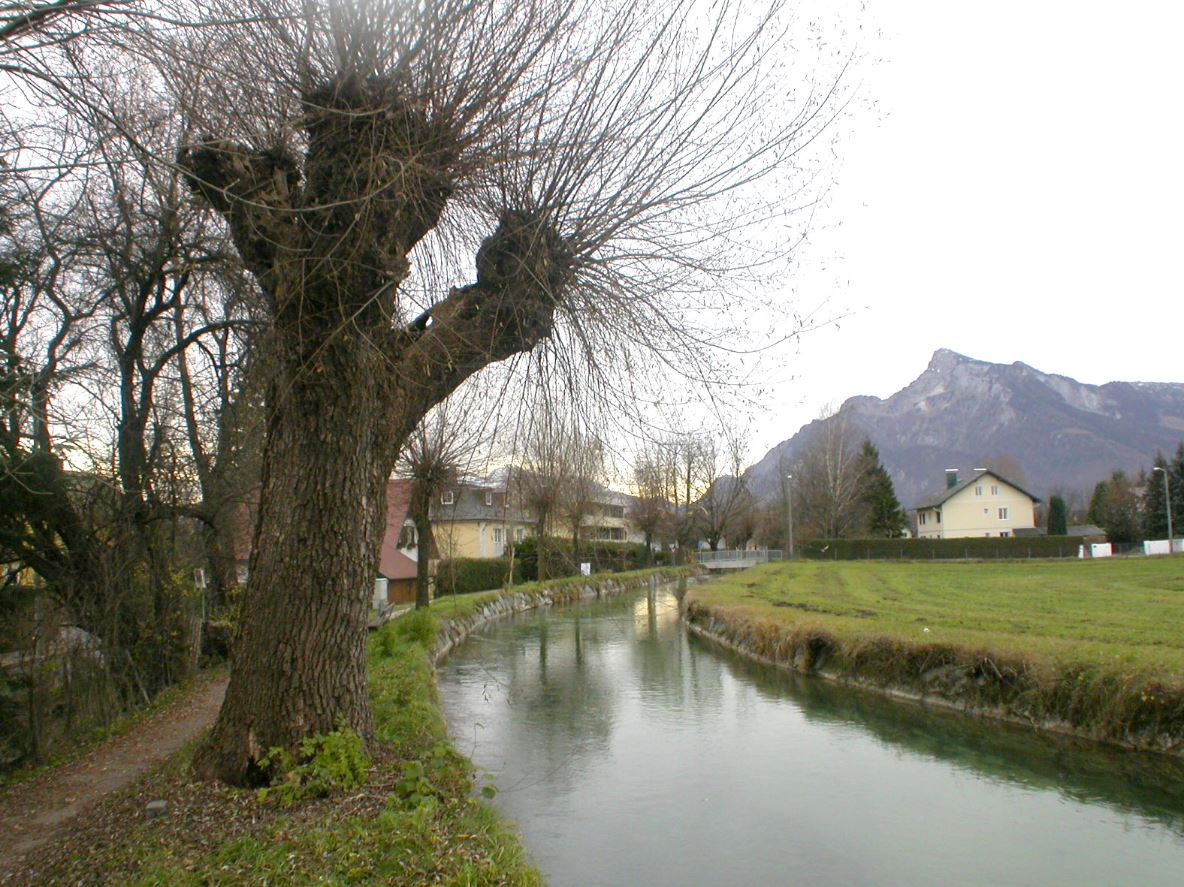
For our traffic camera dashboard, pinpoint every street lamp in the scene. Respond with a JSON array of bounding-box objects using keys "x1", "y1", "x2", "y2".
[
  {"x1": 785, "y1": 473, "x2": 795, "y2": 561},
  {"x1": 1153, "y1": 465, "x2": 1174, "y2": 550}
]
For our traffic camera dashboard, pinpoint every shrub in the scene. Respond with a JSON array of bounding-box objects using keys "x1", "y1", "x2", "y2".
[
  {"x1": 512, "y1": 537, "x2": 664, "y2": 581},
  {"x1": 259, "y1": 725, "x2": 370, "y2": 806},
  {"x1": 434, "y1": 557, "x2": 520, "y2": 596}
]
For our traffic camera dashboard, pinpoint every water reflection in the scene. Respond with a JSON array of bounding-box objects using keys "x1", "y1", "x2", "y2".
[
  {"x1": 698, "y1": 633, "x2": 1184, "y2": 835},
  {"x1": 439, "y1": 590, "x2": 1184, "y2": 887}
]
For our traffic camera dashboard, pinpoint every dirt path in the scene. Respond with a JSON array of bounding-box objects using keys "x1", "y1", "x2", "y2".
[{"x1": 0, "y1": 674, "x2": 227, "y2": 875}]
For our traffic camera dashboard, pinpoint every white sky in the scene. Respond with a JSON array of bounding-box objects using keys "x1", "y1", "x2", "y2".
[{"x1": 749, "y1": 1, "x2": 1184, "y2": 459}]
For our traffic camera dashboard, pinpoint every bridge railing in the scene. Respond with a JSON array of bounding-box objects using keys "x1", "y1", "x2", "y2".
[{"x1": 697, "y1": 549, "x2": 783, "y2": 565}]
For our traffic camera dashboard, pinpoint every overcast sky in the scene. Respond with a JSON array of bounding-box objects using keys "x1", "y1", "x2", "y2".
[{"x1": 749, "y1": 1, "x2": 1184, "y2": 460}]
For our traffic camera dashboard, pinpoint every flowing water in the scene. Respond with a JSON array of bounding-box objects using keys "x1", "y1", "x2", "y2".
[{"x1": 437, "y1": 589, "x2": 1184, "y2": 886}]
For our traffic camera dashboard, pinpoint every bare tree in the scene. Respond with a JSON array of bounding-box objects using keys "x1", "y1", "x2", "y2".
[
  {"x1": 137, "y1": 0, "x2": 852, "y2": 783},
  {"x1": 512, "y1": 389, "x2": 573, "y2": 580},
  {"x1": 630, "y1": 445, "x2": 673, "y2": 562},
  {"x1": 0, "y1": 81, "x2": 267, "y2": 764},
  {"x1": 560, "y1": 426, "x2": 604, "y2": 564},
  {"x1": 698, "y1": 429, "x2": 751, "y2": 551},
  {"x1": 398, "y1": 394, "x2": 486, "y2": 609},
  {"x1": 0, "y1": 1, "x2": 127, "y2": 46},
  {"x1": 793, "y1": 404, "x2": 868, "y2": 540},
  {"x1": 662, "y1": 431, "x2": 711, "y2": 558}
]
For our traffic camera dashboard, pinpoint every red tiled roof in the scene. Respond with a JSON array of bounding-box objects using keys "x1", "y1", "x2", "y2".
[{"x1": 378, "y1": 479, "x2": 417, "y2": 580}]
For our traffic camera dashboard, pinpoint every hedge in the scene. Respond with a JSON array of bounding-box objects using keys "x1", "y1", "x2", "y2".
[
  {"x1": 512, "y1": 537, "x2": 669, "y2": 582},
  {"x1": 798, "y1": 536, "x2": 1089, "y2": 561},
  {"x1": 434, "y1": 558, "x2": 522, "y2": 597}
]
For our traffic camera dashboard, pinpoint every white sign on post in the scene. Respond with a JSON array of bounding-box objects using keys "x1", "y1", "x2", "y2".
[{"x1": 580, "y1": 562, "x2": 591, "y2": 577}]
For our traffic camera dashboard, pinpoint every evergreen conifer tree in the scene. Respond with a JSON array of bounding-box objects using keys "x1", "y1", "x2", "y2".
[
  {"x1": 1047, "y1": 495, "x2": 1068, "y2": 536},
  {"x1": 1170, "y1": 442, "x2": 1184, "y2": 536},
  {"x1": 1142, "y1": 453, "x2": 1169, "y2": 539},
  {"x1": 858, "y1": 440, "x2": 906, "y2": 538},
  {"x1": 1087, "y1": 480, "x2": 1109, "y2": 527}
]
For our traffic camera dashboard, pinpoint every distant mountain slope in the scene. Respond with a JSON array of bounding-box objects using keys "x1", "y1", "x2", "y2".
[{"x1": 750, "y1": 349, "x2": 1184, "y2": 507}]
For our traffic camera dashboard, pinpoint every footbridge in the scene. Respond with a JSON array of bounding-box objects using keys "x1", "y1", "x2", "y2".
[{"x1": 696, "y1": 549, "x2": 783, "y2": 571}]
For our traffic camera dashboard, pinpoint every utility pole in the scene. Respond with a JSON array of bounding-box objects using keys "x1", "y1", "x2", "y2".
[
  {"x1": 1153, "y1": 465, "x2": 1174, "y2": 551},
  {"x1": 785, "y1": 473, "x2": 795, "y2": 560}
]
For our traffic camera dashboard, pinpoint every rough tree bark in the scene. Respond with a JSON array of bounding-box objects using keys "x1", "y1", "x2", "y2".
[{"x1": 180, "y1": 74, "x2": 572, "y2": 784}]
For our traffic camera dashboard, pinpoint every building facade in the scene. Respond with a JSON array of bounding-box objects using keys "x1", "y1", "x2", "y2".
[{"x1": 914, "y1": 469, "x2": 1039, "y2": 539}]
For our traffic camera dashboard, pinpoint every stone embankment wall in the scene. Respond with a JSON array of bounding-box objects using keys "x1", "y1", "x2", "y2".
[
  {"x1": 431, "y1": 573, "x2": 677, "y2": 664},
  {"x1": 682, "y1": 598, "x2": 1184, "y2": 756}
]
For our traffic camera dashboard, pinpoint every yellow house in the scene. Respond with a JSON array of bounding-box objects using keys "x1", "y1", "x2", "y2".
[
  {"x1": 914, "y1": 469, "x2": 1039, "y2": 539},
  {"x1": 582, "y1": 490, "x2": 645, "y2": 544},
  {"x1": 431, "y1": 484, "x2": 534, "y2": 559}
]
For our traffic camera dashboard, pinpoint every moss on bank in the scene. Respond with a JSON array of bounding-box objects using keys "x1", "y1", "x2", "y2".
[{"x1": 685, "y1": 561, "x2": 1184, "y2": 753}]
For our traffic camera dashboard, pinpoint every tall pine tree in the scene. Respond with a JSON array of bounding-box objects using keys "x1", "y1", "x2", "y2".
[
  {"x1": 858, "y1": 440, "x2": 906, "y2": 538},
  {"x1": 1170, "y1": 442, "x2": 1184, "y2": 537},
  {"x1": 1142, "y1": 452, "x2": 1170, "y2": 539},
  {"x1": 1047, "y1": 494, "x2": 1068, "y2": 536}
]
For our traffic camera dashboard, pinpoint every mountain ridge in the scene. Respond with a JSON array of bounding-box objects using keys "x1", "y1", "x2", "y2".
[{"x1": 750, "y1": 349, "x2": 1184, "y2": 508}]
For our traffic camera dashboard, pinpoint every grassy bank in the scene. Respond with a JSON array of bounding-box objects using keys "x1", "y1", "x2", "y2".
[
  {"x1": 16, "y1": 607, "x2": 542, "y2": 885},
  {"x1": 15, "y1": 569, "x2": 687, "y2": 884},
  {"x1": 685, "y1": 559, "x2": 1184, "y2": 752}
]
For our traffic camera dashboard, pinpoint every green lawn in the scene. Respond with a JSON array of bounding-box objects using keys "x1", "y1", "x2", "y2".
[{"x1": 690, "y1": 558, "x2": 1184, "y2": 678}]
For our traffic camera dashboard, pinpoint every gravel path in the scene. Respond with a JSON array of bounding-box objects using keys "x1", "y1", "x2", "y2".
[{"x1": 0, "y1": 674, "x2": 227, "y2": 877}]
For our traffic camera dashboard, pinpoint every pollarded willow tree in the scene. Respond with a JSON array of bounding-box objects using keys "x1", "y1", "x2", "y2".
[{"x1": 157, "y1": 0, "x2": 850, "y2": 784}]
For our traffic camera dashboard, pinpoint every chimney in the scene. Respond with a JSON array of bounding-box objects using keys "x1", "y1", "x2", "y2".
[{"x1": 945, "y1": 468, "x2": 959, "y2": 489}]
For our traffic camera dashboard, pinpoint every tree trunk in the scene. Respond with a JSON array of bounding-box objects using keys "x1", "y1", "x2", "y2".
[
  {"x1": 180, "y1": 76, "x2": 573, "y2": 785},
  {"x1": 415, "y1": 521, "x2": 432, "y2": 608},
  {"x1": 536, "y1": 511, "x2": 549, "y2": 581},
  {"x1": 193, "y1": 347, "x2": 392, "y2": 784},
  {"x1": 411, "y1": 483, "x2": 434, "y2": 609}
]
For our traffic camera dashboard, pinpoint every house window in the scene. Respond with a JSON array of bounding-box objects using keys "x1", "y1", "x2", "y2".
[
  {"x1": 975, "y1": 486, "x2": 983, "y2": 496},
  {"x1": 606, "y1": 504, "x2": 625, "y2": 518},
  {"x1": 919, "y1": 513, "x2": 927, "y2": 526},
  {"x1": 493, "y1": 527, "x2": 504, "y2": 544},
  {"x1": 991, "y1": 485, "x2": 999, "y2": 496},
  {"x1": 485, "y1": 491, "x2": 493, "y2": 506},
  {"x1": 1000, "y1": 531, "x2": 1010, "y2": 538},
  {"x1": 998, "y1": 507, "x2": 1009, "y2": 520},
  {"x1": 983, "y1": 508, "x2": 989, "y2": 516},
  {"x1": 935, "y1": 512, "x2": 941, "y2": 524},
  {"x1": 515, "y1": 527, "x2": 525, "y2": 542},
  {"x1": 441, "y1": 490, "x2": 454, "y2": 505}
]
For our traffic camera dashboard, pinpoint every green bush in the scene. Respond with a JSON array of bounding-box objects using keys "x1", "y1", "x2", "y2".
[
  {"x1": 434, "y1": 558, "x2": 519, "y2": 596},
  {"x1": 512, "y1": 536, "x2": 665, "y2": 581},
  {"x1": 511, "y1": 536, "x2": 572, "y2": 582},
  {"x1": 799, "y1": 536, "x2": 1084, "y2": 561},
  {"x1": 258, "y1": 725, "x2": 370, "y2": 806}
]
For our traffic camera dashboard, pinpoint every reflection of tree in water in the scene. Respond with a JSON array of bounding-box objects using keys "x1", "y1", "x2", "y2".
[
  {"x1": 702, "y1": 636, "x2": 1184, "y2": 834},
  {"x1": 483, "y1": 609, "x2": 623, "y2": 794},
  {"x1": 628, "y1": 591, "x2": 726, "y2": 721}
]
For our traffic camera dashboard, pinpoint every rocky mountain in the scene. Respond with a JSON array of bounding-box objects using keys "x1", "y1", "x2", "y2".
[{"x1": 750, "y1": 349, "x2": 1184, "y2": 508}]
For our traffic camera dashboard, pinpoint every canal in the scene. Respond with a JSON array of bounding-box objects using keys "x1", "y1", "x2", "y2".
[{"x1": 436, "y1": 589, "x2": 1184, "y2": 886}]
